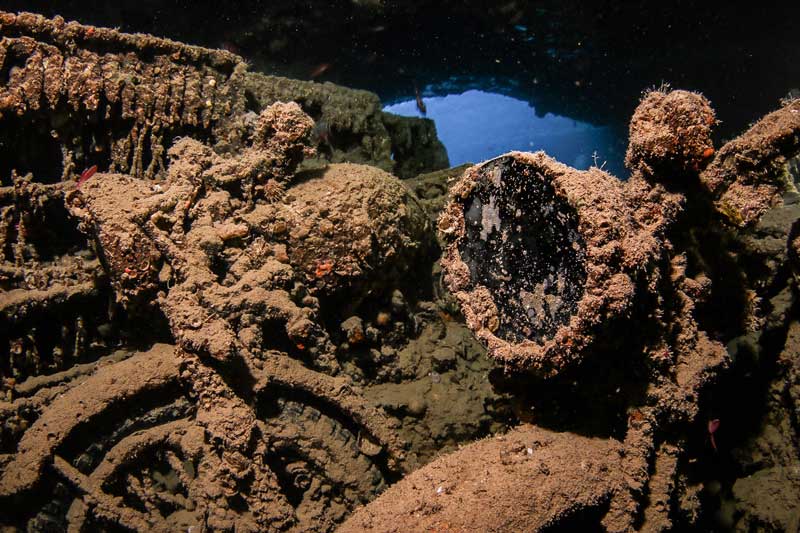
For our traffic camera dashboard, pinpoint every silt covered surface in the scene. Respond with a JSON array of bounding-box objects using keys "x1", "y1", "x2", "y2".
[{"x1": 1, "y1": 9, "x2": 800, "y2": 533}]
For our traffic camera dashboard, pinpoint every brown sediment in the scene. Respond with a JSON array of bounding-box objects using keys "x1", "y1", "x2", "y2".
[
  {"x1": 2, "y1": 9, "x2": 800, "y2": 533},
  {"x1": 371, "y1": 88, "x2": 734, "y2": 530},
  {"x1": 0, "y1": 343, "x2": 179, "y2": 497},
  {"x1": 52, "y1": 421, "x2": 197, "y2": 533},
  {"x1": 253, "y1": 353, "x2": 407, "y2": 471},
  {"x1": 725, "y1": 320, "x2": 800, "y2": 532},
  {"x1": 381, "y1": 112, "x2": 450, "y2": 179},
  {"x1": 625, "y1": 88, "x2": 716, "y2": 178},
  {"x1": 0, "y1": 13, "x2": 442, "y2": 385},
  {"x1": 243, "y1": 73, "x2": 449, "y2": 179},
  {"x1": 438, "y1": 151, "x2": 682, "y2": 376},
  {"x1": 404, "y1": 164, "x2": 473, "y2": 233},
  {"x1": 349, "y1": 295, "x2": 727, "y2": 533},
  {"x1": 5, "y1": 101, "x2": 416, "y2": 530},
  {"x1": 244, "y1": 73, "x2": 395, "y2": 173},
  {"x1": 2, "y1": 279, "x2": 98, "y2": 320},
  {"x1": 361, "y1": 317, "x2": 507, "y2": 471},
  {"x1": 700, "y1": 98, "x2": 800, "y2": 227},
  {"x1": 65, "y1": 103, "x2": 415, "y2": 439},
  {"x1": 282, "y1": 163, "x2": 430, "y2": 299},
  {"x1": 340, "y1": 424, "x2": 626, "y2": 533},
  {"x1": 0, "y1": 11, "x2": 249, "y2": 391},
  {"x1": 0, "y1": 11, "x2": 501, "y2": 533},
  {"x1": 0, "y1": 11, "x2": 247, "y2": 180},
  {"x1": 65, "y1": 173, "x2": 163, "y2": 308}
]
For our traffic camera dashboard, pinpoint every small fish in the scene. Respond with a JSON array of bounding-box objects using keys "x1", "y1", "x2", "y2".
[
  {"x1": 414, "y1": 84, "x2": 426, "y2": 114},
  {"x1": 312, "y1": 120, "x2": 333, "y2": 149},
  {"x1": 310, "y1": 63, "x2": 331, "y2": 79},
  {"x1": 76, "y1": 165, "x2": 98, "y2": 188},
  {"x1": 708, "y1": 418, "x2": 720, "y2": 451}
]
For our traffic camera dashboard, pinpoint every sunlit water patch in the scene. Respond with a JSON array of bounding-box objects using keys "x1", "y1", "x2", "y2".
[{"x1": 384, "y1": 90, "x2": 626, "y2": 177}]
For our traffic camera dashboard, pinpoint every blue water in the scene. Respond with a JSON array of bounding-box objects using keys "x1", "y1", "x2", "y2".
[{"x1": 384, "y1": 90, "x2": 626, "y2": 177}]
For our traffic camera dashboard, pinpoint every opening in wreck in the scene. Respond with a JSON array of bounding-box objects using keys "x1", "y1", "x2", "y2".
[{"x1": 384, "y1": 89, "x2": 627, "y2": 177}]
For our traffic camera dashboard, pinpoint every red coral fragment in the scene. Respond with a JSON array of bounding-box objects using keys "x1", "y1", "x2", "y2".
[{"x1": 77, "y1": 165, "x2": 98, "y2": 188}]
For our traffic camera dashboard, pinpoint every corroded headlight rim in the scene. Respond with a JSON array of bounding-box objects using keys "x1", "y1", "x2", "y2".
[{"x1": 439, "y1": 151, "x2": 669, "y2": 377}]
